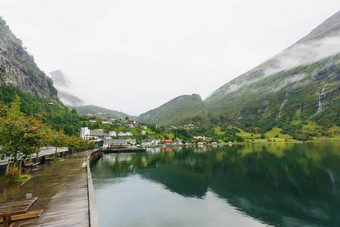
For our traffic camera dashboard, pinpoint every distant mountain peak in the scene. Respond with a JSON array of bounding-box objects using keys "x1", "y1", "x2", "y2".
[{"x1": 138, "y1": 94, "x2": 207, "y2": 126}]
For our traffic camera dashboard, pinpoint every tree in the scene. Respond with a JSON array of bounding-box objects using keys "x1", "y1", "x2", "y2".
[
  {"x1": 0, "y1": 100, "x2": 46, "y2": 164},
  {"x1": 47, "y1": 130, "x2": 68, "y2": 157}
]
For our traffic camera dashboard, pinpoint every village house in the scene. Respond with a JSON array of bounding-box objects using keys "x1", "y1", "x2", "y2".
[
  {"x1": 125, "y1": 131, "x2": 133, "y2": 137},
  {"x1": 90, "y1": 129, "x2": 104, "y2": 139},
  {"x1": 141, "y1": 130, "x2": 147, "y2": 135},
  {"x1": 173, "y1": 139, "x2": 183, "y2": 145},
  {"x1": 127, "y1": 139, "x2": 136, "y2": 146},
  {"x1": 142, "y1": 139, "x2": 159, "y2": 147},
  {"x1": 118, "y1": 132, "x2": 126, "y2": 137},
  {"x1": 104, "y1": 138, "x2": 128, "y2": 147},
  {"x1": 161, "y1": 140, "x2": 173, "y2": 144},
  {"x1": 80, "y1": 127, "x2": 91, "y2": 140},
  {"x1": 109, "y1": 131, "x2": 117, "y2": 137},
  {"x1": 80, "y1": 127, "x2": 106, "y2": 140}
]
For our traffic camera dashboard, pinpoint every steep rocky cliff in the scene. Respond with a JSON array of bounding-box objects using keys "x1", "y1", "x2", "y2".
[{"x1": 0, "y1": 17, "x2": 57, "y2": 99}]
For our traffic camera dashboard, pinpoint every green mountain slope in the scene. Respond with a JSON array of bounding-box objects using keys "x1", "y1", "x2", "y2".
[
  {"x1": 138, "y1": 94, "x2": 209, "y2": 126},
  {"x1": 73, "y1": 105, "x2": 133, "y2": 120},
  {"x1": 204, "y1": 11, "x2": 340, "y2": 136}
]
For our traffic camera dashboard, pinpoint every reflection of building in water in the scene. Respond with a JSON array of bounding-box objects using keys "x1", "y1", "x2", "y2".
[
  {"x1": 102, "y1": 154, "x2": 117, "y2": 164},
  {"x1": 173, "y1": 146, "x2": 183, "y2": 152},
  {"x1": 147, "y1": 147, "x2": 161, "y2": 153},
  {"x1": 116, "y1": 154, "x2": 133, "y2": 162},
  {"x1": 194, "y1": 146, "x2": 206, "y2": 153},
  {"x1": 102, "y1": 153, "x2": 133, "y2": 164},
  {"x1": 162, "y1": 147, "x2": 173, "y2": 152}
]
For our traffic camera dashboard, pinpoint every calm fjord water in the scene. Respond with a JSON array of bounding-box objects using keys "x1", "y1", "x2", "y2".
[{"x1": 91, "y1": 143, "x2": 340, "y2": 227}]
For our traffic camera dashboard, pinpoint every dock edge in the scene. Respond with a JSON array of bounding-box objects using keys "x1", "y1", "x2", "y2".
[{"x1": 87, "y1": 149, "x2": 101, "y2": 227}]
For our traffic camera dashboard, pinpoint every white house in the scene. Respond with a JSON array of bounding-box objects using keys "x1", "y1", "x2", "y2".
[
  {"x1": 127, "y1": 139, "x2": 136, "y2": 146},
  {"x1": 141, "y1": 130, "x2": 147, "y2": 135},
  {"x1": 142, "y1": 139, "x2": 159, "y2": 147},
  {"x1": 109, "y1": 131, "x2": 117, "y2": 137},
  {"x1": 118, "y1": 132, "x2": 126, "y2": 137},
  {"x1": 80, "y1": 127, "x2": 91, "y2": 140},
  {"x1": 174, "y1": 139, "x2": 183, "y2": 145},
  {"x1": 125, "y1": 131, "x2": 133, "y2": 137}
]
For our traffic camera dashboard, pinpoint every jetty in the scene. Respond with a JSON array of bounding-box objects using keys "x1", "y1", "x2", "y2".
[{"x1": 102, "y1": 148, "x2": 146, "y2": 153}]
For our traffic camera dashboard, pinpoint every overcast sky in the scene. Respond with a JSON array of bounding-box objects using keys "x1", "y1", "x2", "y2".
[{"x1": 1, "y1": 0, "x2": 340, "y2": 115}]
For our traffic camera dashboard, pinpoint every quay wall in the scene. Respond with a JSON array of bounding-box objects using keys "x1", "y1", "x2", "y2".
[{"x1": 87, "y1": 149, "x2": 101, "y2": 227}]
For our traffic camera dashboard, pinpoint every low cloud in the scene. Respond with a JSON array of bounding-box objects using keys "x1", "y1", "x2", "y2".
[{"x1": 265, "y1": 35, "x2": 340, "y2": 76}]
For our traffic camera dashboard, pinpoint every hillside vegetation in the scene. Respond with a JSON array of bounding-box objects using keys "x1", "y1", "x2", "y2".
[{"x1": 138, "y1": 94, "x2": 210, "y2": 128}]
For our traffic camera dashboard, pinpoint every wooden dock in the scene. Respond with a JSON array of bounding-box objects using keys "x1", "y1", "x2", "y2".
[{"x1": 0, "y1": 151, "x2": 92, "y2": 226}]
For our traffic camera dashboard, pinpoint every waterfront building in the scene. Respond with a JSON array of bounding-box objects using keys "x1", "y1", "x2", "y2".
[
  {"x1": 104, "y1": 138, "x2": 128, "y2": 147},
  {"x1": 142, "y1": 139, "x2": 159, "y2": 147},
  {"x1": 90, "y1": 129, "x2": 104, "y2": 138},
  {"x1": 80, "y1": 127, "x2": 91, "y2": 139}
]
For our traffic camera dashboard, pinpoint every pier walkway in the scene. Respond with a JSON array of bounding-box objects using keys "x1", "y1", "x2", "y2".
[
  {"x1": 0, "y1": 147, "x2": 69, "y2": 166},
  {"x1": 0, "y1": 150, "x2": 92, "y2": 226}
]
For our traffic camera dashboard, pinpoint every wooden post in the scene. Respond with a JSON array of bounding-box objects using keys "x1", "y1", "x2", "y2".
[
  {"x1": 19, "y1": 161, "x2": 22, "y2": 175},
  {"x1": 6, "y1": 159, "x2": 10, "y2": 175}
]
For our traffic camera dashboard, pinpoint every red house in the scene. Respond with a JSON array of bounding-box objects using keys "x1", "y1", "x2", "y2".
[{"x1": 161, "y1": 140, "x2": 173, "y2": 144}]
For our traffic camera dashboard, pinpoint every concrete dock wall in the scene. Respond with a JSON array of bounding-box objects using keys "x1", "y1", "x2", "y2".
[{"x1": 87, "y1": 149, "x2": 101, "y2": 227}]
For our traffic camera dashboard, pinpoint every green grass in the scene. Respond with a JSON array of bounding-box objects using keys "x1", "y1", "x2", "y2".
[
  {"x1": 265, "y1": 127, "x2": 293, "y2": 140},
  {"x1": 302, "y1": 121, "x2": 340, "y2": 141},
  {"x1": 52, "y1": 157, "x2": 63, "y2": 162},
  {"x1": 213, "y1": 127, "x2": 224, "y2": 135}
]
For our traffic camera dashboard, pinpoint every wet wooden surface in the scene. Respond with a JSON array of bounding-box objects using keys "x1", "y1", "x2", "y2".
[{"x1": 0, "y1": 151, "x2": 91, "y2": 227}]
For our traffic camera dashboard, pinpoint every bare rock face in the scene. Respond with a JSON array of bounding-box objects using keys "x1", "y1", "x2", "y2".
[{"x1": 0, "y1": 18, "x2": 57, "y2": 99}]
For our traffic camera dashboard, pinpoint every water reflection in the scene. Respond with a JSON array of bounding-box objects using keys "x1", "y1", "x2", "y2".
[{"x1": 92, "y1": 143, "x2": 340, "y2": 226}]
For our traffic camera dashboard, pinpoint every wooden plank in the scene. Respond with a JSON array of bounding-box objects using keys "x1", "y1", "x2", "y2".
[
  {"x1": 0, "y1": 210, "x2": 43, "y2": 223},
  {"x1": 0, "y1": 198, "x2": 38, "y2": 216}
]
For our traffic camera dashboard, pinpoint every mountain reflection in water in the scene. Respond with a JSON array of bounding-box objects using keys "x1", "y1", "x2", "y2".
[{"x1": 91, "y1": 143, "x2": 340, "y2": 227}]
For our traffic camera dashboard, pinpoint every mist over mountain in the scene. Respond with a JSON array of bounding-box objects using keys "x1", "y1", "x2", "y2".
[
  {"x1": 49, "y1": 70, "x2": 133, "y2": 119},
  {"x1": 49, "y1": 70, "x2": 84, "y2": 106}
]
